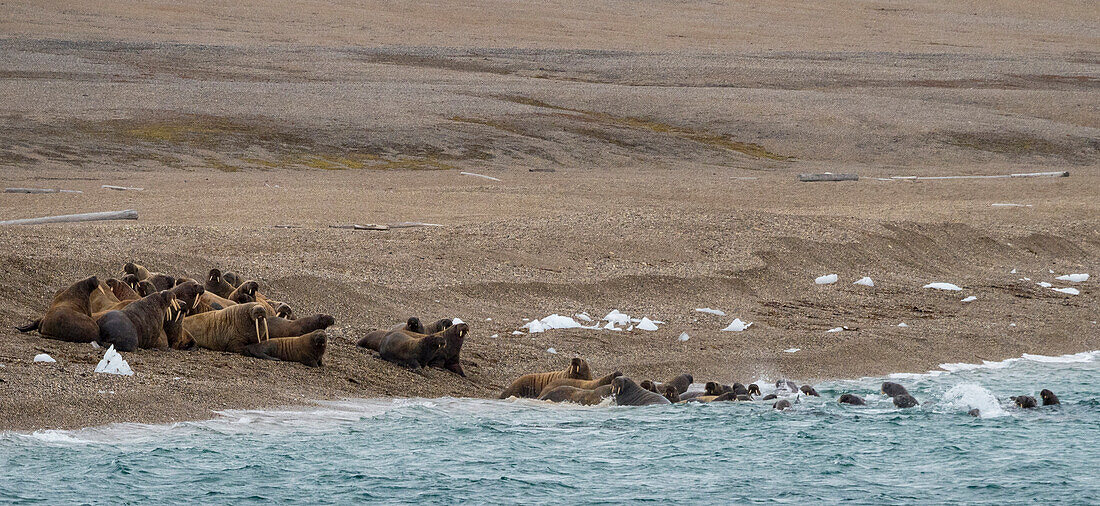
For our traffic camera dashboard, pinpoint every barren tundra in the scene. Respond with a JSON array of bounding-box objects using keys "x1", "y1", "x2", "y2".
[{"x1": 0, "y1": 0, "x2": 1097, "y2": 431}]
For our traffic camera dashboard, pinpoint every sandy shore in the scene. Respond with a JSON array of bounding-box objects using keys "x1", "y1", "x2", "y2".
[{"x1": 0, "y1": 0, "x2": 1097, "y2": 431}]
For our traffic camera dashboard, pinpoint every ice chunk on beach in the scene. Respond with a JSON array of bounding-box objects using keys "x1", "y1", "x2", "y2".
[
  {"x1": 897, "y1": 323, "x2": 909, "y2": 327},
  {"x1": 603, "y1": 310, "x2": 631, "y2": 326},
  {"x1": 961, "y1": 296, "x2": 977, "y2": 302},
  {"x1": 546, "y1": 348, "x2": 557, "y2": 354},
  {"x1": 452, "y1": 317, "x2": 465, "y2": 325},
  {"x1": 1055, "y1": 273, "x2": 1089, "y2": 283},
  {"x1": 490, "y1": 334, "x2": 498, "y2": 338},
  {"x1": 90, "y1": 342, "x2": 100, "y2": 349},
  {"x1": 523, "y1": 320, "x2": 547, "y2": 333},
  {"x1": 678, "y1": 332, "x2": 690, "y2": 342},
  {"x1": 826, "y1": 327, "x2": 843, "y2": 333},
  {"x1": 1051, "y1": 287, "x2": 1080, "y2": 295},
  {"x1": 1010, "y1": 269, "x2": 1017, "y2": 274},
  {"x1": 626, "y1": 325, "x2": 634, "y2": 331},
  {"x1": 94, "y1": 346, "x2": 133, "y2": 376},
  {"x1": 33, "y1": 353, "x2": 55, "y2": 363},
  {"x1": 784, "y1": 348, "x2": 800, "y2": 353},
  {"x1": 512, "y1": 330, "x2": 524, "y2": 335},
  {"x1": 924, "y1": 282, "x2": 962, "y2": 291},
  {"x1": 575, "y1": 312, "x2": 593, "y2": 322},
  {"x1": 853, "y1": 277, "x2": 874, "y2": 287},
  {"x1": 539, "y1": 314, "x2": 582, "y2": 330},
  {"x1": 721, "y1": 318, "x2": 752, "y2": 332},
  {"x1": 695, "y1": 308, "x2": 726, "y2": 316},
  {"x1": 636, "y1": 317, "x2": 659, "y2": 331},
  {"x1": 815, "y1": 274, "x2": 838, "y2": 285},
  {"x1": 1036, "y1": 282, "x2": 1052, "y2": 288}
]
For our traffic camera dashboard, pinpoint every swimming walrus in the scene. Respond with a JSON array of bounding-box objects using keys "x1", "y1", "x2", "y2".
[
  {"x1": 499, "y1": 358, "x2": 592, "y2": 399},
  {"x1": 96, "y1": 289, "x2": 179, "y2": 351},
  {"x1": 611, "y1": 377, "x2": 672, "y2": 406},
  {"x1": 748, "y1": 384, "x2": 762, "y2": 397},
  {"x1": 425, "y1": 323, "x2": 469, "y2": 376},
  {"x1": 644, "y1": 374, "x2": 694, "y2": 396},
  {"x1": 243, "y1": 330, "x2": 327, "y2": 367},
  {"x1": 776, "y1": 379, "x2": 799, "y2": 394},
  {"x1": 881, "y1": 382, "x2": 910, "y2": 398},
  {"x1": 713, "y1": 391, "x2": 752, "y2": 402},
  {"x1": 538, "y1": 385, "x2": 612, "y2": 405},
  {"x1": 204, "y1": 269, "x2": 237, "y2": 298},
  {"x1": 640, "y1": 380, "x2": 659, "y2": 393},
  {"x1": 16, "y1": 275, "x2": 101, "y2": 344},
  {"x1": 838, "y1": 394, "x2": 866, "y2": 405},
  {"x1": 968, "y1": 408, "x2": 981, "y2": 417},
  {"x1": 378, "y1": 328, "x2": 446, "y2": 372},
  {"x1": 773, "y1": 399, "x2": 792, "y2": 411},
  {"x1": 183, "y1": 302, "x2": 334, "y2": 353},
  {"x1": 893, "y1": 394, "x2": 919, "y2": 408},
  {"x1": 800, "y1": 385, "x2": 820, "y2": 397},
  {"x1": 1012, "y1": 395, "x2": 1037, "y2": 408},
  {"x1": 662, "y1": 385, "x2": 681, "y2": 403},
  {"x1": 540, "y1": 371, "x2": 623, "y2": 396},
  {"x1": 1040, "y1": 389, "x2": 1060, "y2": 406},
  {"x1": 705, "y1": 382, "x2": 731, "y2": 396},
  {"x1": 761, "y1": 393, "x2": 778, "y2": 401}
]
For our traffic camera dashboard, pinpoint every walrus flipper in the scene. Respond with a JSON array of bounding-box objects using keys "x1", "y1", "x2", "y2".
[
  {"x1": 447, "y1": 362, "x2": 466, "y2": 377},
  {"x1": 15, "y1": 319, "x2": 42, "y2": 333},
  {"x1": 242, "y1": 344, "x2": 282, "y2": 361}
]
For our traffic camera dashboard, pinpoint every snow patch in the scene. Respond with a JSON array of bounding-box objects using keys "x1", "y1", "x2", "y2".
[
  {"x1": 678, "y1": 332, "x2": 690, "y2": 342},
  {"x1": 826, "y1": 327, "x2": 843, "y2": 333},
  {"x1": 783, "y1": 348, "x2": 800, "y2": 353},
  {"x1": 546, "y1": 348, "x2": 557, "y2": 354},
  {"x1": 1036, "y1": 282, "x2": 1052, "y2": 288},
  {"x1": 961, "y1": 296, "x2": 977, "y2": 302},
  {"x1": 636, "y1": 317, "x2": 659, "y2": 331}
]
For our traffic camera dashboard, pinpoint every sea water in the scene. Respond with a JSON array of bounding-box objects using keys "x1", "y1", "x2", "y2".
[{"x1": 2, "y1": 351, "x2": 1098, "y2": 504}]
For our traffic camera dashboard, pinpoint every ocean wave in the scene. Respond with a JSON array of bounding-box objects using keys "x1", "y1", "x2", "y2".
[{"x1": 941, "y1": 383, "x2": 1008, "y2": 418}]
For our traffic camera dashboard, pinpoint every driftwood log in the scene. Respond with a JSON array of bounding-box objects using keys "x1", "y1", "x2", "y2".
[
  {"x1": 0, "y1": 209, "x2": 138, "y2": 226},
  {"x1": 459, "y1": 172, "x2": 501, "y2": 182},
  {"x1": 5, "y1": 188, "x2": 84, "y2": 194},
  {"x1": 890, "y1": 171, "x2": 1068, "y2": 181},
  {"x1": 799, "y1": 173, "x2": 859, "y2": 182},
  {"x1": 328, "y1": 222, "x2": 443, "y2": 231},
  {"x1": 101, "y1": 185, "x2": 144, "y2": 191}
]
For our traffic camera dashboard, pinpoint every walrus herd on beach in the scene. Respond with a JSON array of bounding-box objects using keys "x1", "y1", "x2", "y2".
[{"x1": 15, "y1": 264, "x2": 1065, "y2": 412}]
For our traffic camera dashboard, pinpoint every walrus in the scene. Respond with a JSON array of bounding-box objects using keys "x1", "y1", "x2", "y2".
[
  {"x1": 705, "y1": 382, "x2": 731, "y2": 396},
  {"x1": 762, "y1": 393, "x2": 778, "y2": 401},
  {"x1": 425, "y1": 323, "x2": 469, "y2": 376},
  {"x1": 221, "y1": 271, "x2": 244, "y2": 289},
  {"x1": 838, "y1": 394, "x2": 866, "y2": 405},
  {"x1": 713, "y1": 391, "x2": 752, "y2": 402},
  {"x1": 538, "y1": 385, "x2": 612, "y2": 405},
  {"x1": 204, "y1": 269, "x2": 237, "y2": 298},
  {"x1": 16, "y1": 275, "x2": 101, "y2": 344},
  {"x1": 136, "y1": 280, "x2": 157, "y2": 298},
  {"x1": 121, "y1": 273, "x2": 142, "y2": 292},
  {"x1": 89, "y1": 280, "x2": 121, "y2": 313},
  {"x1": 968, "y1": 408, "x2": 981, "y2": 417},
  {"x1": 183, "y1": 302, "x2": 333, "y2": 353},
  {"x1": 647, "y1": 374, "x2": 693, "y2": 395},
  {"x1": 776, "y1": 379, "x2": 799, "y2": 393},
  {"x1": 195, "y1": 291, "x2": 235, "y2": 314},
  {"x1": 356, "y1": 319, "x2": 419, "y2": 351},
  {"x1": 640, "y1": 380, "x2": 659, "y2": 393},
  {"x1": 160, "y1": 281, "x2": 204, "y2": 349},
  {"x1": 228, "y1": 280, "x2": 259, "y2": 304},
  {"x1": 106, "y1": 278, "x2": 140, "y2": 302},
  {"x1": 540, "y1": 371, "x2": 623, "y2": 396},
  {"x1": 243, "y1": 330, "x2": 327, "y2": 367},
  {"x1": 123, "y1": 262, "x2": 151, "y2": 280},
  {"x1": 748, "y1": 384, "x2": 762, "y2": 397},
  {"x1": 881, "y1": 382, "x2": 910, "y2": 398},
  {"x1": 423, "y1": 318, "x2": 454, "y2": 335},
  {"x1": 800, "y1": 385, "x2": 820, "y2": 397},
  {"x1": 611, "y1": 377, "x2": 671, "y2": 406},
  {"x1": 378, "y1": 329, "x2": 446, "y2": 372},
  {"x1": 1012, "y1": 395, "x2": 1037, "y2": 408},
  {"x1": 499, "y1": 358, "x2": 592, "y2": 399},
  {"x1": 773, "y1": 399, "x2": 792, "y2": 410},
  {"x1": 96, "y1": 289, "x2": 178, "y2": 351},
  {"x1": 663, "y1": 385, "x2": 681, "y2": 403},
  {"x1": 147, "y1": 273, "x2": 176, "y2": 291},
  {"x1": 893, "y1": 394, "x2": 919, "y2": 408},
  {"x1": 1040, "y1": 389, "x2": 1060, "y2": 406}
]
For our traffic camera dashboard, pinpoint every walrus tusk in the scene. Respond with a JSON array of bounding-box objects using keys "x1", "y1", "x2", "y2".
[
  {"x1": 255, "y1": 319, "x2": 261, "y2": 344},
  {"x1": 263, "y1": 318, "x2": 269, "y2": 342}
]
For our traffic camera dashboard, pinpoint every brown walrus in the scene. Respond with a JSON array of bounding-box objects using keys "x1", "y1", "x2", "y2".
[
  {"x1": 89, "y1": 280, "x2": 121, "y2": 313},
  {"x1": 204, "y1": 269, "x2": 237, "y2": 298},
  {"x1": 643, "y1": 374, "x2": 694, "y2": 395},
  {"x1": 228, "y1": 280, "x2": 259, "y2": 304},
  {"x1": 121, "y1": 274, "x2": 142, "y2": 292},
  {"x1": 426, "y1": 323, "x2": 469, "y2": 376},
  {"x1": 221, "y1": 271, "x2": 244, "y2": 288},
  {"x1": 611, "y1": 377, "x2": 671, "y2": 406},
  {"x1": 663, "y1": 385, "x2": 681, "y2": 403},
  {"x1": 95, "y1": 289, "x2": 179, "y2": 351},
  {"x1": 422, "y1": 318, "x2": 453, "y2": 335},
  {"x1": 243, "y1": 330, "x2": 327, "y2": 367},
  {"x1": 499, "y1": 358, "x2": 592, "y2": 399},
  {"x1": 539, "y1": 371, "x2": 623, "y2": 397},
  {"x1": 356, "y1": 317, "x2": 433, "y2": 351},
  {"x1": 538, "y1": 385, "x2": 613, "y2": 405},
  {"x1": 16, "y1": 275, "x2": 101, "y2": 344},
  {"x1": 183, "y1": 303, "x2": 332, "y2": 353},
  {"x1": 106, "y1": 278, "x2": 140, "y2": 302},
  {"x1": 378, "y1": 329, "x2": 446, "y2": 372},
  {"x1": 195, "y1": 291, "x2": 236, "y2": 314},
  {"x1": 147, "y1": 273, "x2": 176, "y2": 291},
  {"x1": 123, "y1": 262, "x2": 152, "y2": 280}
]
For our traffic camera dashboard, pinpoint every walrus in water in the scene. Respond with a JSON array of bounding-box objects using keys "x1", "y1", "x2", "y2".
[
  {"x1": 499, "y1": 358, "x2": 592, "y2": 399},
  {"x1": 748, "y1": 384, "x2": 761, "y2": 397},
  {"x1": 96, "y1": 290, "x2": 179, "y2": 351},
  {"x1": 540, "y1": 371, "x2": 623, "y2": 396},
  {"x1": 705, "y1": 382, "x2": 731, "y2": 396},
  {"x1": 378, "y1": 329, "x2": 446, "y2": 372},
  {"x1": 1012, "y1": 395, "x2": 1038, "y2": 408},
  {"x1": 611, "y1": 377, "x2": 671, "y2": 406},
  {"x1": 539, "y1": 385, "x2": 612, "y2": 405},
  {"x1": 640, "y1": 380, "x2": 659, "y2": 393},
  {"x1": 773, "y1": 399, "x2": 792, "y2": 411},
  {"x1": 1040, "y1": 389, "x2": 1060, "y2": 406},
  {"x1": 968, "y1": 408, "x2": 981, "y2": 417},
  {"x1": 244, "y1": 330, "x2": 327, "y2": 367},
  {"x1": 893, "y1": 394, "x2": 919, "y2": 408},
  {"x1": 183, "y1": 302, "x2": 334, "y2": 353},
  {"x1": 881, "y1": 382, "x2": 910, "y2": 398},
  {"x1": 838, "y1": 394, "x2": 866, "y2": 405},
  {"x1": 776, "y1": 379, "x2": 799, "y2": 394},
  {"x1": 646, "y1": 374, "x2": 693, "y2": 395},
  {"x1": 762, "y1": 394, "x2": 778, "y2": 401},
  {"x1": 425, "y1": 323, "x2": 469, "y2": 376},
  {"x1": 713, "y1": 391, "x2": 752, "y2": 402},
  {"x1": 204, "y1": 269, "x2": 237, "y2": 298},
  {"x1": 662, "y1": 385, "x2": 681, "y2": 403},
  {"x1": 16, "y1": 276, "x2": 101, "y2": 344},
  {"x1": 800, "y1": 385, "x2": 820, "y2": 397}
]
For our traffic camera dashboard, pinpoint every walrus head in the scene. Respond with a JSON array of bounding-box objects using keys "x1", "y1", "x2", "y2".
[
  {"x1": 275, "y1": 303, "x2": 295, "y2": 320},
  {"x1": 170, "y1": 281, "x2": 205, "y2": 312},
  {"x1": 639, "y1": 380, "x2": 658, "y2": 393},
  {"x1": 221, "y1": 271, "x2": 243, "y2": 288},
  {"x1": 773, "y1": 399, "x2": 792, "y2": 411},
  {"x1": 405, "y1": 317, "x2": 424, "y2": 334},
  {"x1": 705, "y1": 381, "x2": 726, "y2": 396},
  {"x1": 137, "y1": 280, "x2": 157, "y2": 297},
  {"x1": 568, "y1": 358, "x2": 591, "y2": 380},
  {"x1": 610, "y1": 376, "x2": 628, "y2": 396},
  {"x1": 122, "y1": 274, "x2": 141, "y2": 291},
  {"x1": 308, "y1": 330, "x2": 327, "y2": 354},
  {"x1": 424, "y1": 318, "x2": 454, "y2": 334},
  {"x1": 1040, "y1": 389, "x2": 1059, "y2": 405},
  {"x1": 249, "y1": 304, "x2": 269, "y2": 342},
  {"x1": 748, "y1": 383, "x2": 761, "y2": 397},
  {"x1": 1013, "y1": 395, "x2": 1037, "y2": 409},
  {"x1": 422, "y1": 334, "x2": 447, "y2": 351},
  {"x1": 800, "y1": 385, "x2": 820, "y2": 397},
  {"x1": 662, "y1": 385, "x2": 680, "y2": 403},
  {"x1": 230, "y1": 281, "x2": 259, "y2": 304},
  {"x1": 207, "y1": 268, "x2": 223, "y2": 284},
  {"x1": 123, "y1": 262, "x2": 146, "y2": 278}
]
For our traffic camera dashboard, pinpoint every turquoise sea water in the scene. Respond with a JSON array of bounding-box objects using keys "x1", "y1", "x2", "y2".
[{"x1": 2, "y1": 351, "x2": 1098, "y2": 504}]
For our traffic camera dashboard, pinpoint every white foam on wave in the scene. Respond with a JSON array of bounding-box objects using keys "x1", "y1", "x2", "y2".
[
  {"x1": 942, "y1": 383, "x2": 1008, "y2": 418},
  {"x1": 1022, "y1": 351, "x2": 1099, "y2": 363}
]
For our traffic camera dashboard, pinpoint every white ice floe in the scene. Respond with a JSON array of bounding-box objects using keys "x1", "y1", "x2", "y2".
[
  {"x1": 721, "y1": 318, "x2": 752, "y2": 332},
  {"x1": 575, "y1": 313, "x2": 593, "y2": 323},
  {"x1": 546, "y1": 348, "x2": 557, "y2": 354},
  {"x1": 1051, "y1": 287, "x2": 1080, "y2": 295},
  {"x1": 961, "y1": 296, "x2": 977, "y2": 302},
  {"x1": 512, "y1": 330, "x2": 524, "y2": 335},
  {"x1": 826, "y1": 327, "x2": 844, "y2": 333},
  {"x1": 539, "y1": 314, "x2": 582, "y2": 329},
  {"x1": 636, "y1": 317, "x2": 659, "y2": 331},
  {"x1": 452, "y1": 317, "x2": 465, "y2": 325},
  {"x1": 33, "y1": 353, "x2": 55, "y2": 363},
  {"x1": 603, "y1": 321, "x2": 618, "y2": 331},
  {"x1": 490, "y1": 334, "x2": 499, "y2": 339},
  {"x1": 815, "y1": 274, "x2": 838, "y2": 285},
  {"x1": 678, "y1": 332, "x2": 690, "y2": 342},
  {"x1": 1036, "y1": 282, "x2": 1052, "y2": 288},
  {"x1": 695, "y1": 308, "x2": 726, "y2": 316},
  {"x1": 627, "y1": 325, "x2": 634, "y2": 331},
  {"x1": 924, "y1": 282, "x2": 962, "y2": 291},
  {"x1": 897, "y1": 323, "x2": 909, "y2": 327},
  {"x1": 1021, "y1": 277, "x2": 1031, "y2": 281},
  {"x1": 853, "y1": 277, "x2": 874, "y2": 287},
  {"x1": 94, "y1": 346, "x2": 133, "y2": 376},
  {"x1": 784, "y1": 348, "x2": 800, "y2": 353},
  {"x1": 1055, "y1": 273, "x2": 1089, "y2": 283},
  {"x1": 522, "y1": 320, "x2": 547, "y2": 333},
  {"x1": 603, "y1": 310, "x2": 631, "y2": 326}
]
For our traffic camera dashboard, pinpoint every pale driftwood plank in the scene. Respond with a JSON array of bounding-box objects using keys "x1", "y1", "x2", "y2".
[
  {"x1": 0, "y1": 209, "x2": 138, "y2": 226},
  {"x1": 5, "y1": 188, "x2": 83, "y2": 194},
  {"x1": 890, "y1": 171, "x2": 1068, "y2": 181},
  {"x1": 799, "y1": 173, "x2": 859, "y2": 182},
  {"x1": 459, "y1": 172, "x2": 501, "y2": 182},
  {"x1": 101, "y1": 185, "x2": 144, "y2": 191}
]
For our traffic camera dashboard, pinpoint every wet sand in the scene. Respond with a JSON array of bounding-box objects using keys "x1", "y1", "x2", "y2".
[{"x1": 0, "y1": 0, "x2": 1097, "y2": 431}]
